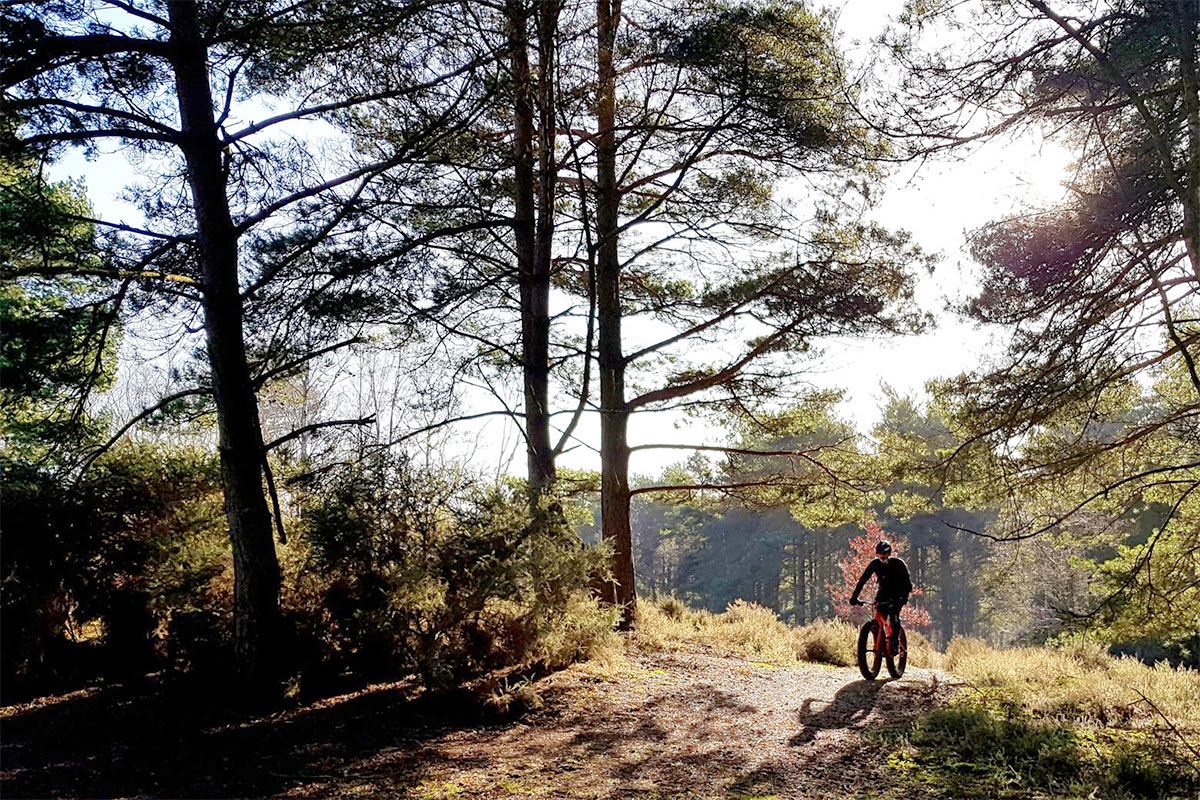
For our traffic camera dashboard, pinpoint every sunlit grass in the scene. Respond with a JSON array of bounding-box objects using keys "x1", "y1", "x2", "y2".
[
  {"x1": 632, "y1": 596, "x2": 940, "y2": 669},
  {"x1": 882, "y1": 636, "x2": 1200, "y2": 798},
  {"x1": 943, "y1": 636, "x2": 1200, "y2": 732}
]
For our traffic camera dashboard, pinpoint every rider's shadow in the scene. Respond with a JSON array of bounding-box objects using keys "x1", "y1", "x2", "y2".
[{"x1": 788, "y1": 680, "x2": 884, "y2": 745}]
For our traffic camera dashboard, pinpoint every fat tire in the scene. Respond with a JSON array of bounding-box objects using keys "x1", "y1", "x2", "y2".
[
  {"x1": 857, "y1": 620, "x2": 881, "y2": 680},
  {"x1": 886, "y1": 625, "x2": 907, "y2": 679}
]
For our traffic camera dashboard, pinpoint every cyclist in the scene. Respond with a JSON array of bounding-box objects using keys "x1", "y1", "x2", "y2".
[{"x1": 849, "y1": 540, "x2": 912, "y2": 651}]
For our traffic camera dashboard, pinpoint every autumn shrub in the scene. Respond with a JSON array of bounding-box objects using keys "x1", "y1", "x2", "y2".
[
  {"x1": 481, "y1": 676, "x2": 545, "y2": 717},
  {"x1": 632, "y1": 595, "x2": 711, "y2": 650},
  {"x1": 714, "y1": 599, "x2": 802, "y2": 663},
  {"x1": 295, "y1": 452, "x2": 618, "y2": 690},
  {"x1": 657, "y1": 595, "x2": 687, "y2": 621},
  {"x1": 903, "y1": 628, "x2": 943, "y2": 670},
  {"x1": 943, "y1": 635, "x2": 990, "y2": 671}
]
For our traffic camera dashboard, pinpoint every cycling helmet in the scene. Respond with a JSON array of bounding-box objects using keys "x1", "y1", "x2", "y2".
[{"x1": 875, "y1": 540, "x2": 892, "y2": 555}]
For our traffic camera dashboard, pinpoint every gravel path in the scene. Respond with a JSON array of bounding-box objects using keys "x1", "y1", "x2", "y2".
[
  {"x1": 1, "y1": 646, "x2": 956, "y2": 799},
  {"x1": 287, "y1": 646, "x2": 958, "y2": 799}
]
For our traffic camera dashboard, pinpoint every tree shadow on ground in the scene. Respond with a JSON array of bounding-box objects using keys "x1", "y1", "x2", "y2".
[
  {"x1": 0, "y1": 675, "x2": 485, "y2": 799},
  {"x1": 457, "y1": 681, "x2": 764, "y2": 794},
  {"x1": 1, "y1": 665, "x2": 952, "y2": 799},
  {"x1": 0, "y1": 675, "x2": 763, "y2": 799}
]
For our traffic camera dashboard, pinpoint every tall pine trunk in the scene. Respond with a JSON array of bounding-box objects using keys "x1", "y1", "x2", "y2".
[
  {"x1": 595, "y1": 0, "x2": 635, "y2": 626},
  {"x1": 533, "y1": 0, "x2": 560, "y2": 486},
  {"x1": 508, "y1": 0, "x2": 556, "y2": 496},
  {"x1": 938, "y1": 537, "x2": 953, "y2": 647},
  {"x1": 794, "y1": 532, "x2": 806, "y2": 625},
  {"x1": 168, "y1": 0, "x2": 280, "y2": 693}
]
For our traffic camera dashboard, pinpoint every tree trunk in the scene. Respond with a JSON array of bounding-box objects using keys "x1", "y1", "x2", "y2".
[
  {"x1": 168, "y1": 0, "x2": 280, "y2": 694},
  {"x1": 765, "y1": 561, "x2": 780, "y2": 613},
  {"x1": 507, "y1": 0, "x2": 556, "y2": 497},
  {"x1": 1172, "y1": 0, "x2": 1200, "y2": 283},
  {"x1": 938, "y1": 537, "x2": 953, "y2": 647},
  {"x1": 594, "y1": 0, "x2": 635, "y2": 626},
  {"x1": 795, "y1": 532, "x2": 806, "y2": 625}
]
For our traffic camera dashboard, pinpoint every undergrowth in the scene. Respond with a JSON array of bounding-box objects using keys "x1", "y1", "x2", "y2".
[
  {"x1": 873, "y1": 704, "x2": 1198, "y2": 799},
  {"x1": 942, "y1": 636, "x2": 1200, "y2": 731}
]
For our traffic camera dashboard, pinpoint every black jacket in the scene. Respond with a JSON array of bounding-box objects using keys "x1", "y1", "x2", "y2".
[{"x1": 850, "y1": 557, "x2": 912, "y2": 605}]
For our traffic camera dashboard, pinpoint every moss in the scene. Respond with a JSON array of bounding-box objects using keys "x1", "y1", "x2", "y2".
[{"x1": 415, "y1": 779, "x2": 463, "y2": 799}]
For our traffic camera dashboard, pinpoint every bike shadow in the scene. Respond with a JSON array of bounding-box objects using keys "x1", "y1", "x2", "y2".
[{"x1": 787, "y1": 679, "x2": 890, "y2": 745}]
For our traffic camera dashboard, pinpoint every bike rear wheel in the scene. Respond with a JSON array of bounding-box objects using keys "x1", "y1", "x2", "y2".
[
  {"x1": 886, "y1": 625, "x2": 907, "y2": 679},
  {"x1": 857, "y1": 620, "x2": 882, "y2": 680}
]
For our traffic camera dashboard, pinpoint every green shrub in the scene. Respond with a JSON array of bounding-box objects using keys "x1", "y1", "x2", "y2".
[
  {"x1": 1, "y1": 443, "x2": 225, "y2": 694},
  {"x1": 1109, "y1": 737, "x2": 1191, "y2": 799},
  {"x1": 910, "y1": 708, "x2": 1082, "y2": 784},
  {"x1": 296, "y1": 453, "x2": 617, "y2": 688}
]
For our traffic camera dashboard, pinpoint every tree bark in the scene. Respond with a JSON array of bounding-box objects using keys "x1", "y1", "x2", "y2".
[
  {"x1": 594, "y1": 0, "x2": 635, "y2": 626},
  {"x1": 507, "y1": 0, "x2": 556, "y2": 497},
  {"x1": 795, "y1": 532, "x2": 806, "y2": 625},
  {"x1": 168, "y1": 0, "x2": 280, "y2": 694},
  {"x1": 1174, "y1": 1, "x2": 1200, "y2": 292},
  {"x1": 938, "y1": 536, "x2": 953, "y2": 647}
]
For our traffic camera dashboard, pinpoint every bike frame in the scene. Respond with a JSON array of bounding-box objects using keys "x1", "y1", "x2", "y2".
[
  {"x1": 872, "y1": 602, "x2": 894, "y2": 657},
  {"x1": 857, "y1": 600, "x2": 906, "y2": 681}
]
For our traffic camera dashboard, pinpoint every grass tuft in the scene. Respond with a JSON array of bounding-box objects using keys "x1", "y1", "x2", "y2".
[
  {"x1": 633, "y1": 597, "x2": 938, "y2": 669},
  {"x1": 943, "y1": 636, "x2": 1200, "y2": 731}
]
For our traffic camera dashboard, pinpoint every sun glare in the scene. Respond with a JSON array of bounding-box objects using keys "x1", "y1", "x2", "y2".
[{"x1": 1009, "y1": 138, "x2": 1077, "y2": 207}]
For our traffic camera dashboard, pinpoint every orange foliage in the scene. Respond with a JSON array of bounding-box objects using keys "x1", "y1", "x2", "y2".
[{"x1": 827, "y1": 520, "x2": 932, "y2": 630}]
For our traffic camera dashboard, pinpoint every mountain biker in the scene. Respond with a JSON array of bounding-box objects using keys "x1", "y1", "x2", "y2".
[{"x1": 849, "y1": 540, "x2": 912, "y2": 651}]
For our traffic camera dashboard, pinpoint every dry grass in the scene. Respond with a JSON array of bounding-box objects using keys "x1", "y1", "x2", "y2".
[
  {"x1": 880, "y1": 638, "x2": 1200, "y2": 799},
  {"x1": 618, "y1": 598, "x2": 1200, "y2": 797},
  {"x1": 631, "y1": 597, "x2": 1199, "y2": 738},
  {"x1": 943, "y1": 636, "x2": 1200, "y2": 734},
  {"x1": 632, "y1": 597, "x2": 940, "y2": 670}
]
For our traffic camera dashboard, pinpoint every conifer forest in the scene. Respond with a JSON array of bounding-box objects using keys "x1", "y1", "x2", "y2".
[{"x1": 2, "y1": 1, "x2": 1198, "y2": 798}]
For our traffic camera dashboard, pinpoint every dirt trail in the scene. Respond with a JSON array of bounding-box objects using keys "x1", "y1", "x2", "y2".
[
  {"x1": 1, "y1": 646, "x2": 956, "y2": 799},
  {"x1": 289, "y1": 646, "x2": 958, "y2": 799}
]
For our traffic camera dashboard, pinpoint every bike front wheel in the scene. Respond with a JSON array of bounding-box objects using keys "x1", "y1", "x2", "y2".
[
  {"x1": 886, "y1": 625, "x2": 907, "y2": 679},
  {"x1": 857, "y1": 620, "x2": 882, "y2": 680}
]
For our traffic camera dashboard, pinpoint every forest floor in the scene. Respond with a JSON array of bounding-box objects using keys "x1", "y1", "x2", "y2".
[{"x1": 0, "y1": 643, "x2": 955, "y2": 800}]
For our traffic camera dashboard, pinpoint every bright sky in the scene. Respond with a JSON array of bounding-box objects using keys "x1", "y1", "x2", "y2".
[
  {"x1": 807, "y1": 0, "x2": 1074, "y2": 437},
  {"x1": 46, "y1": 0, "x2": 1077, "y2": 479}
]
